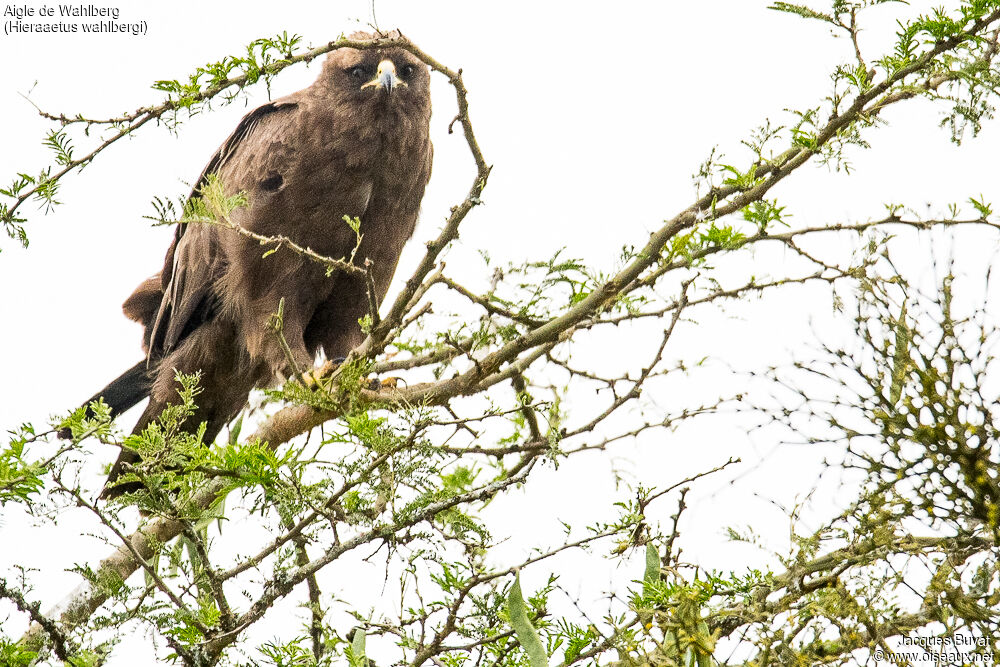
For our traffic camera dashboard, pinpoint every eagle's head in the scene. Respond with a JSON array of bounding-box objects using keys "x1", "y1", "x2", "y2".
[{"x1": 320, "y1": 30, "x2": 431, "y2": 120}]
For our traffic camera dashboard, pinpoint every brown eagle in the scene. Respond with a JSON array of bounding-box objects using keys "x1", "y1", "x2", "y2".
[{"x1": 75, "y1": 32, "x2": 433, "y2": 499}]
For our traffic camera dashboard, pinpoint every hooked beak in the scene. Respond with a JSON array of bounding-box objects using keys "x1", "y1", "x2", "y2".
[{"x1": 362, "y1": 60, "x2": 407, "y2": 93}]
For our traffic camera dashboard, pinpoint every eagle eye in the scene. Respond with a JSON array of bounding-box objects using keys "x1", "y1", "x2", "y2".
[
  {"x1": 346, "y1": 65, "x2": 369, "y2": 80},
  {"x1": 400, "y1": 64, "x2": 416, "y2": 79}
]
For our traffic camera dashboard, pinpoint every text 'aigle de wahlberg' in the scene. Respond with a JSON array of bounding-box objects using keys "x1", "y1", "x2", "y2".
[{"x1": 4, "y1": 4, "x2": 147, "y2": 35}]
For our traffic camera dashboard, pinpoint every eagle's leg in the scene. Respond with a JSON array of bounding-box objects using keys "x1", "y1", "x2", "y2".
[{"x1": 300, "y1": 358, "x2": 399, "y2": 393}]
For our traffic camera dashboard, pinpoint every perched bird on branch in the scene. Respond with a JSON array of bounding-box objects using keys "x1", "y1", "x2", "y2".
[{"x1": 68, "y1": 31, "x2": 433, "y2": 499}]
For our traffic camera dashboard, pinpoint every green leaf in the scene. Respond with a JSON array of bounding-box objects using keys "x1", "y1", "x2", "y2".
[
  {"x1": 0, "y1": 638, "x2": 37, "y2": 667},
  {"x1": 348, "y1": 628, "x2": 368, "y2": 667},
  {"x1": 969, "y1": 194, "x2": 993, "y2": 218},
  {"x1": 768, "y1": 2, "x2": 835, "y2": 24},
  {"x1": 228, "y1": 414, "x2": 243, "y2": 447},
  {"x1": 643, "y1": 543, "x2": 661, "y2": 596},
  {"x1": 507, "y1": 573, "x2": 548, "y2": 667}
]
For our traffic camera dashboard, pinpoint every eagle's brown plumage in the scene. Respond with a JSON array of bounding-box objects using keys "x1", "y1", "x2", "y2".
[{"x1": 82, "y1": 32, "x2": 433, "y2": 499}]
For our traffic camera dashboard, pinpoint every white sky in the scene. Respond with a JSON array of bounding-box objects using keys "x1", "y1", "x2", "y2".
[{"x1": 1, "y1": 0, "x2": 998, "y2": 662}]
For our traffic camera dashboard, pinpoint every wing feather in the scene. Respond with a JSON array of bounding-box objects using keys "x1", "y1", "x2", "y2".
[{"x1": 147, "y1": 100, "x2": 299, "y2": 359}]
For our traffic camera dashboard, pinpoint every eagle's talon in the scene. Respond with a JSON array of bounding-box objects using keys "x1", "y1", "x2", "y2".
[
  {"x1": 302, "y1": 359, "x2": 341, "y2": 390},
  {"x1": 362, "y1": 376, "x2": 401, "y2": 391}
]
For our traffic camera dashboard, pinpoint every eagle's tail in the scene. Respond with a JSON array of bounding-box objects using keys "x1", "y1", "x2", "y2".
[{"x1": 59, "y1": 360, "x2": 151, "y2": 439}]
